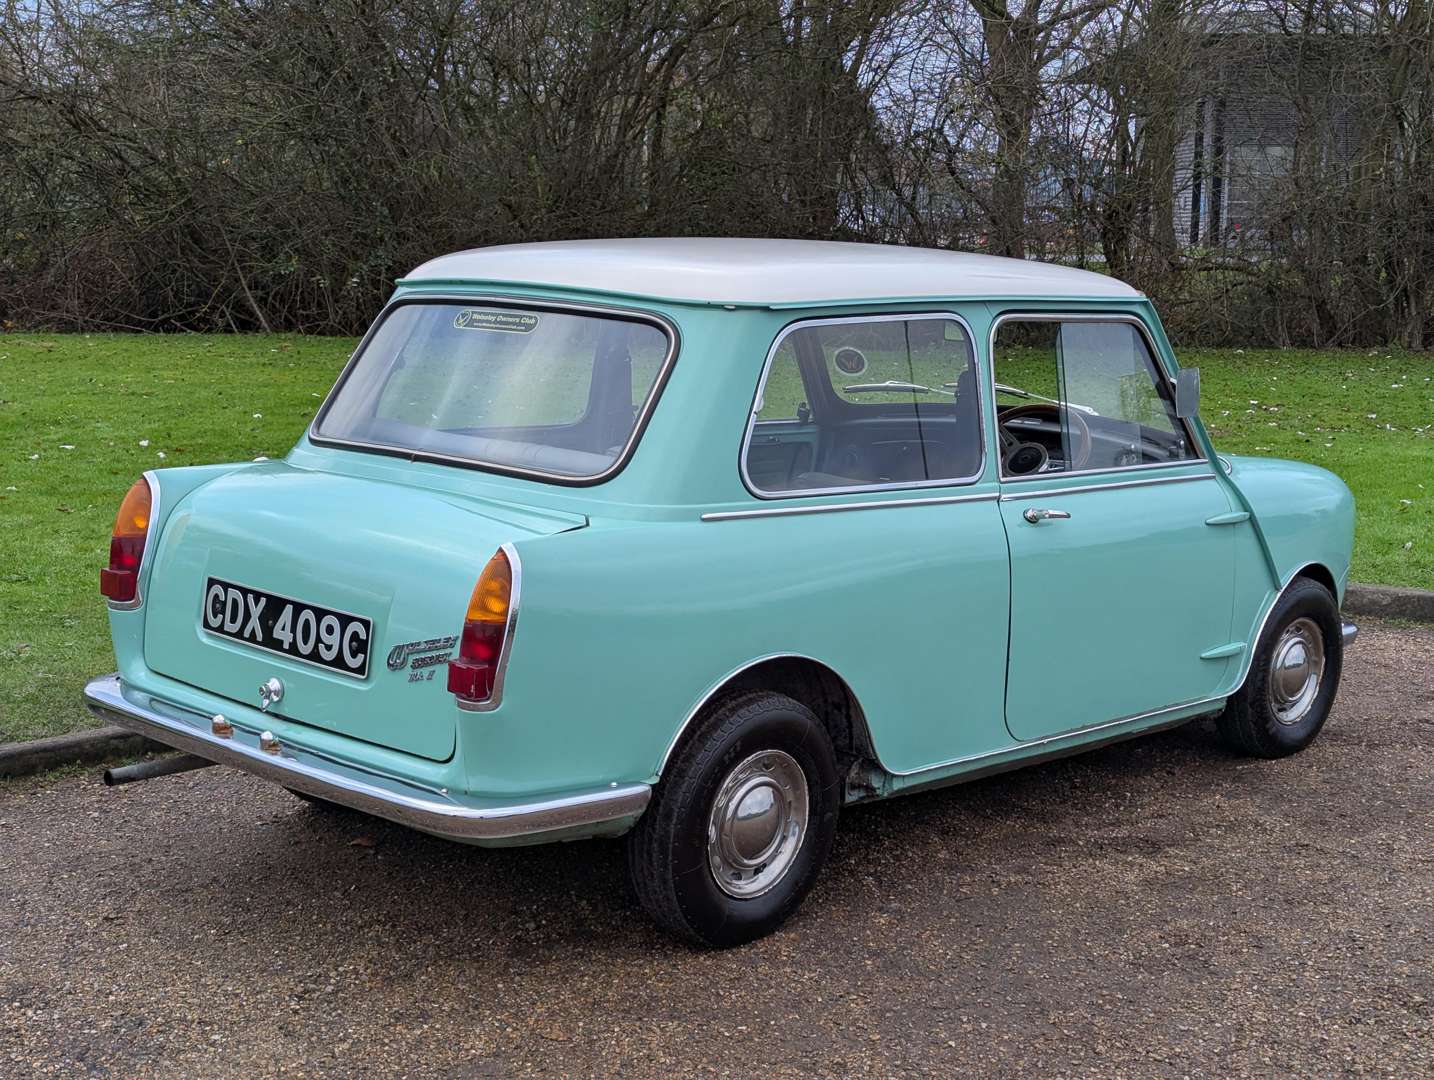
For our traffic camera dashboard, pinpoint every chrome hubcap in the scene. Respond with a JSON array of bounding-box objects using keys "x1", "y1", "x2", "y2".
[
  {"x1": 707, "y1": 750, "x2": 808, "y2": 899},
  {"x1": 1268, "y1": 617, "x2": 1325, "y2": 726}
]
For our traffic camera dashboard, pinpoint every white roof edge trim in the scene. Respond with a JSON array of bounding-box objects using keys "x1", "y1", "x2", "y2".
[{"x1": 401, "y1": 239, "x2": 1143, "y2": 306}]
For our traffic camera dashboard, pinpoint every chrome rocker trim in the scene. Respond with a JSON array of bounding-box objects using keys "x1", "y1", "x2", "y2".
[{"x1": 82, "y1": 674, "x2": 651, "y2": 843}]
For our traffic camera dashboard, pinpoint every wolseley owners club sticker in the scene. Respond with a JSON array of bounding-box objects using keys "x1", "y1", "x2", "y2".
[{"x1": 453, "y1": 309, "x2": 540, "y2": 333}]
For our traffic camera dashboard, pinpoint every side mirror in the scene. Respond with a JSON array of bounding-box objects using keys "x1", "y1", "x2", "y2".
[{"x1": 1175, "y1": 367, "x2": 1201, "y2": 419}]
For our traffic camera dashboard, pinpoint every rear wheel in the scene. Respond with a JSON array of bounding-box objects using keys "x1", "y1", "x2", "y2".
[
  {"x1": 1217, "y1": 577, "x2": 1344, "y2": 758},
  {"x1": 626, "y1": 691, "x2": 840, "y2": 947}
]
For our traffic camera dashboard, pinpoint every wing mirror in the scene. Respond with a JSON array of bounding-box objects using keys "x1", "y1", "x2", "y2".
[{"x1": 1175, "y1": 367, "x2": 1201, "y2": 419}]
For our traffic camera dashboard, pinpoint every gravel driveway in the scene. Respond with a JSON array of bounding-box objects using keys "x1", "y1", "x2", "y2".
[{"x1": 2, "y1": 622, "x2": 1431, "y2": 1078}]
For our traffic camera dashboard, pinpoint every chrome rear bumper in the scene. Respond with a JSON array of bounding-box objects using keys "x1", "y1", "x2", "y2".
[
  {"x1": 1342, "y1": 620, "x2": 1358, "y2": 646},
  {"x1": 82, "y1": 674, "x2": 650, "y2": 844}
]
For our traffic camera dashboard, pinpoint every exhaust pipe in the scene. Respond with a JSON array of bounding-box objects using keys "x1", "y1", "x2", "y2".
[{"x1": 103, "y1": 753, "x2": 215, "y2": 787}]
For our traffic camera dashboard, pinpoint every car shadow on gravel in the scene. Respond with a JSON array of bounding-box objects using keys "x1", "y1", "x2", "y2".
[{"x1": 164, "y1": 716, "x2": 1246, "y2": 958}]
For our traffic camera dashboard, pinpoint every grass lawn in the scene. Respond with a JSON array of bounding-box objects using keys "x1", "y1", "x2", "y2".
[
  {"x1": 2, "y1": 333, "x2": 1431, "y2": 743},
  {"x1": 1187, "y1": 345, "x2": 1431, "y2": 590}
]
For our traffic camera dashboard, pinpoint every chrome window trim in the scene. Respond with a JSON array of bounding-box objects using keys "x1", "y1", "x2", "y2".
[
  {"x1": 308, "y1": 294, "x2": 680, "y2": 487},
  {"x1": 739, "y1": 311, "x2": 987, "y2": 500},
  {"x1": 702, "y1": 491, "x2": 998, "y2": 522},
  {"x1": 1000, "y1": 457, "x2": 1213, "y2": 486},
  {"x1": 988, "y1": 311, "x2": 1209, "y2": 481},
  {"x1": 456, "y1": 541, "x2": 522, "y2": 713},
  {"x1": 996, "y1": 471, "x2": 1215, "y2": 501},
  {"x1": 106, "y1": 469, "x2": 161, "y2": 612}
]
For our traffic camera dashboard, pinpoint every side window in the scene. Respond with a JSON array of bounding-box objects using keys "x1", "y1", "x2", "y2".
[
  {"x1": 753, "y1": 340, "x2": 808, "y2": 422},
  {"x1": 820, "y1": 319, "x2": 975, "y2": 406},
  {"x1": 992, "y1": 318, "x2": 1199, "y2": 477},
  {"x1": 743, "y1": 316, "x2": 982, "y2": 495}
]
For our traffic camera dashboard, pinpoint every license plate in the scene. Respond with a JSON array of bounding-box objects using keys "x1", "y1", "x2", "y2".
[{"x1": 201, "y1": 578, "x2": 372, "y2": 679}]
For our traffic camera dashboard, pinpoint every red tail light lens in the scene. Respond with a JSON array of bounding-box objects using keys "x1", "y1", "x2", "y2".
[
  {"x1": 447, "y1": 548, "x2": 513, "y2": 704},
  {"x1": 100, "y1": 477, "x2": 153, "y2": 604}
]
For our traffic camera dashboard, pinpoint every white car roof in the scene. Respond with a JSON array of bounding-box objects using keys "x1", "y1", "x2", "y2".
[{"x1": 403, "y1": 238, "x2": 1142, "y2": 307}]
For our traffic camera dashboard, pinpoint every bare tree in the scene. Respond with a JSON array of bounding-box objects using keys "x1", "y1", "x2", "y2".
[
  {"x1": 0, "y1": 0, "x2": 1430, "y2": 346},
  {"x1": 964, "y1": 0, "x2": 1115, "y2": 258}
]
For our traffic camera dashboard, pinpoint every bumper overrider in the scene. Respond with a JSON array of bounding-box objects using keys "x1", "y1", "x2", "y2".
[{"x1": 82, "y1": 674, "x2": 651, "y2": 844}]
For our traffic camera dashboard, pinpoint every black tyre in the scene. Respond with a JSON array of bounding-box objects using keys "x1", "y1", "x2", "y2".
[
  {"x1": 626, "y1": 691, "x2": 840, "y2": 947},
  {"x1": 1217, "y1": 577, "x2": 1344, "y2": 758}
]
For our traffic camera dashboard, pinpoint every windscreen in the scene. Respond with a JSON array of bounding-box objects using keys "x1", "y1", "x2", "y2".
[{"x1": 314, "y1": 302, "x2": 672, "y2": 480}]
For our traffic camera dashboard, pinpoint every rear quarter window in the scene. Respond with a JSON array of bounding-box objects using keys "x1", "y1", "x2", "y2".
[
  {"x1": 314, "y1": 301, "x2": 673, "y2": 481},
  {"x1": 744, "y1": 315, "x2": 982, "y2": 495}
]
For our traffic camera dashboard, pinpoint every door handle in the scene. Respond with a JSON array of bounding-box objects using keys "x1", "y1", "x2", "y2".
[{"x1": 1022, "y1": 507, "x2": 1071, "y2": 524}]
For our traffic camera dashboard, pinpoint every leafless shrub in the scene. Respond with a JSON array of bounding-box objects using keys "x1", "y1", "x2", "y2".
[{"x1": 0, "y1": 0, "x2": 1429, "y2": 346}]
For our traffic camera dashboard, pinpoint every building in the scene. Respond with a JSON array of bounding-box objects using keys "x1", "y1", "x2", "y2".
[{"x1": 1172, "y1": 30, "x2": 1371, "y2": 247}]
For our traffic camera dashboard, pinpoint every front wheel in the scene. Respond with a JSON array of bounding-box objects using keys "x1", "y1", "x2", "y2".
[
  {"x1": 1217, "y1": 577, "x2": 1344, "y2": 758},
  {"x1": 626, "y1": 691, "x2": 840, "y2": 947}
]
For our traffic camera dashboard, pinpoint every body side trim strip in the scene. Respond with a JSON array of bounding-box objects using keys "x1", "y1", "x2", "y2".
[
  {"x1": 658, "y1": 653, "x2": 1226, "y2": 784},
  {"x1": 702, "y1": 491, "x2": 998, "y2": 522},
  {"x1": 884, "y1": 694, "x2": 1227, "y2": 779}
]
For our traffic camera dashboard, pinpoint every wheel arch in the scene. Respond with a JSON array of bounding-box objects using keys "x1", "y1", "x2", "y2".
[
  {"x1": 1291, "y1": 561, "x2": 1338, "y2": 598},
  {"x1": 1231, "y1": 560, "x2": 1341, "y2": 693},
  {"x1": 657, "y1": 654, "x2": 881, "y2": 786}
]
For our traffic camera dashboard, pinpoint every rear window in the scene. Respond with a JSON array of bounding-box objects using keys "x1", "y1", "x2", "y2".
[{"x1": 313, "y1": 301, "x2": 673, "y2": 481}]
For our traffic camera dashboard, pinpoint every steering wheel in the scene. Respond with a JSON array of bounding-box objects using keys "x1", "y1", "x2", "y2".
[{"x1": 999, "y1": 403, "x2": 1092, "y2": 475}]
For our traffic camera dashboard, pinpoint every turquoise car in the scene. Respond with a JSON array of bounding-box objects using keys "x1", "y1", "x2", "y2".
[{"x1": 85, "y1": 239, "x2": 1358, "y2": 946}]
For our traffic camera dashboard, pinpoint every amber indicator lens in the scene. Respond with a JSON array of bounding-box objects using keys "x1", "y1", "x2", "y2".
[
  {"x1": 466, "y1": 550, "x2": 512, "y2": 627},
  {"x1": 100, "y1": 477, "x2": 153, "y2": 603},
  {"x1": 448, "y1": 549, "x2": 512, "y2": 702}
]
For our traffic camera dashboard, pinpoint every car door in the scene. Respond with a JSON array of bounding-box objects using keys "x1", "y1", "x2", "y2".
[
  {"x1": 992, "y1": 314, "x2": 1237, "y2": 742},
  {"x1": 736, "y1": 312, "x2": 1013, "y2": 772}
]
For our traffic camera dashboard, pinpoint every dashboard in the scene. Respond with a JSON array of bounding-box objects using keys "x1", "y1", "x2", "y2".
[{"x1": 998, "y1": 407, "x2": 1196, "y2": 475}]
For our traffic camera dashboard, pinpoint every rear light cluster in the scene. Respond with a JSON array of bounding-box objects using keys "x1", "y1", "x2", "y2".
[
  {"x1": 447, "y1": 548, "x2": 514, "y2": 705},
  {"x1": 100, "y1": 477, "x2": 152, "y2": 604}
]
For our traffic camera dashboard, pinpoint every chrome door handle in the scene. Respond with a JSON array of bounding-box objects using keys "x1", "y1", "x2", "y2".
[{"x1": 1022, "y1": 507, "x2": 1071, "y2": 524}]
